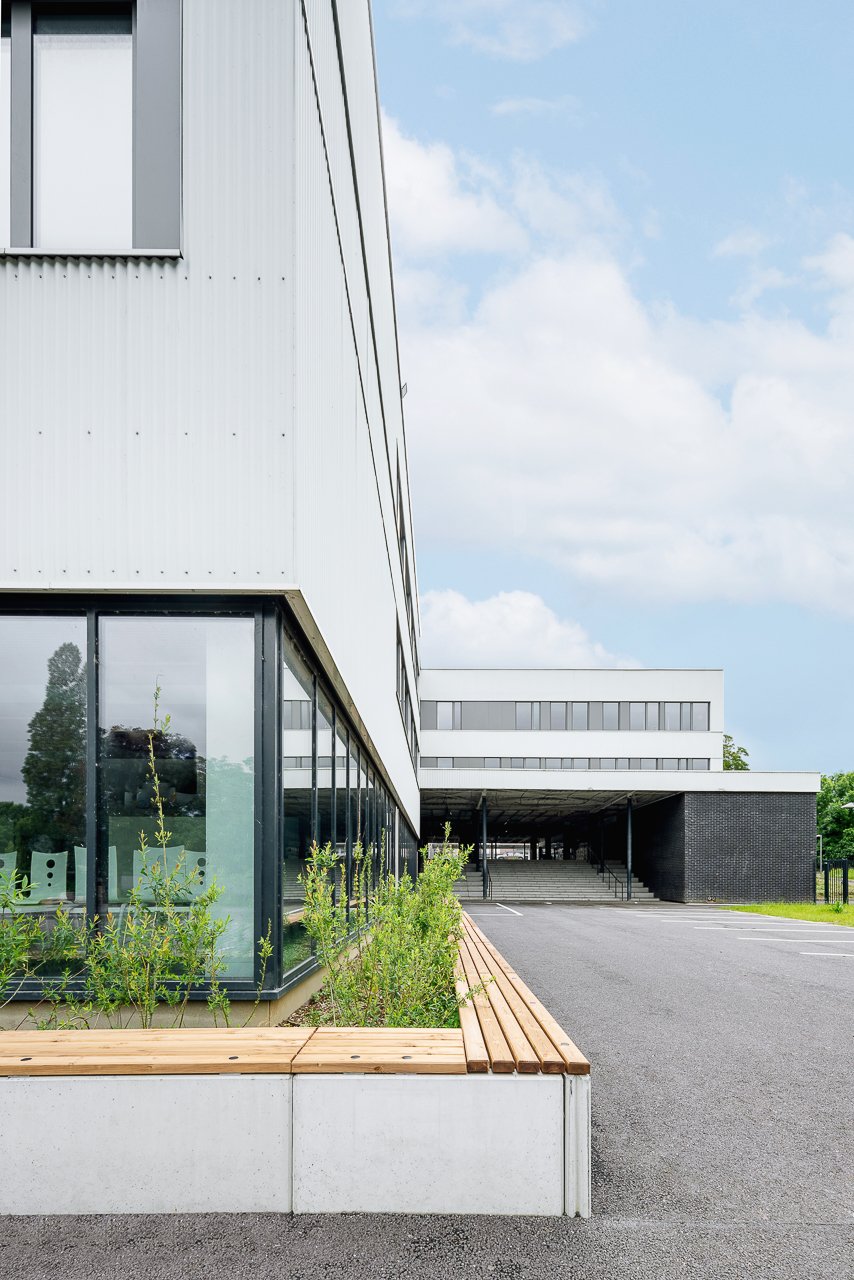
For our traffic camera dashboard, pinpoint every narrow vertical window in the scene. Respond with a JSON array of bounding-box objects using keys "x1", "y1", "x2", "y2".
[
  {"x1": 0, "y1": 14, "x2": 10, "y2": 247},
  {"x1": 33, "y1": 8, "x2": 133, "y2": 251}
]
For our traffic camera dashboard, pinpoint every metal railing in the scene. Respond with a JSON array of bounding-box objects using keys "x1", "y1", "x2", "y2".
[
  {"x1": 816, "y1": 858, "x2": 850, "y2": 905},
  {"x1": 585, "y1": 848, "x2": 626, "y2": 900}
]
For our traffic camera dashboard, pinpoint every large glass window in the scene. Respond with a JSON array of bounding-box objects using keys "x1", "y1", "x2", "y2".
[
  {"x1": 629, "y1": 702, "x2": 645, "y2": 731},
  {"x1": 571, "y1": 702, "x2": 588, "y2": 730},
  {"x1": 646, "y1": 702, "x2": 660, "y2": 730},
  {"x1": 550, "y1": 702, "x2": 567, "y2": 730},
  {"x1": 282, "y1": 633, "x2": 313, "y2": 927},
  {"x1": 99, "y1": 616, "x2": 255, "y2": 980},
  {"x1": 0, "y1": 615, "x2": 87, "y2": 910},
  {"x1": 664, "y1": 702, "x2": 681, "y2": 731},
  {"x1": 33, "y1": 9, "x2": 132, "y2": 251},
  {"x1": 316, "y1": 689, "x2": 334, "y2": 848},
  {"x1": 692, "y1": 702, "x2": 710, "y2": 731},
  {"x1": 515, "y1": 702, "x2": 532, "y2": 731},
  {"x1": 602, "y1": 702, "x2": 619, "y2": 731}
]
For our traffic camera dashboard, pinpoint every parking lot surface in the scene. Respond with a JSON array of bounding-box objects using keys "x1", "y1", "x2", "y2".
[{"x1": 2, "y1": 905, "x2": 852, "y2": 1280}]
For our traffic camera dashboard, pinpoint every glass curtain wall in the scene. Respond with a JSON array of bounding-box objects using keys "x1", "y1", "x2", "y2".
[
  {"x1": 282, "y1": 633, "x2": 314, "y2": 973},
  {"x1": 99, "y1": 616, "x2": 256, "y2": 980},
  {"x1": 0, "y1": 615, "x2": 87, "y2": 912}
]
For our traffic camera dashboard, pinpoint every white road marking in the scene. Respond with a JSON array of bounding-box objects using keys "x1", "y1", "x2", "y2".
[
  {"x1": 736, "y1": 935, "x2": 852, "y2": 943},
  {"x1": 494, "y1": 903, "x2": 523, "y2": 916},
  {"x1": 800, "y1": 952, "x2": 854, "y2": 957}
]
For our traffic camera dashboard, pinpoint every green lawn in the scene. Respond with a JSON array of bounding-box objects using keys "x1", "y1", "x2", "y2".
[{"x1": 723, "y1": 902, "x2": 854, "y2": 926}]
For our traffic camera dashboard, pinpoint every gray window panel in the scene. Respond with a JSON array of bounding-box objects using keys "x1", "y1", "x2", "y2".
[
  {"x1": 646, "y1": 702, "x2": 659, "y2": 730},
  {"x1": 629, "y1": 758, "x2": 641, "y2": 770},
  {"x1": 602, "y1": 702, "x2": 619, "y2": 731},
  {"x1": 484, "y1": 757, "x2": 500, "y2": 769},
  {"x1": 664, "y1": 702, "x2": 680, "y2": 731},
  {"x1": 10, "y1": 1, "x2": 32, "y2": 246},
  {"x1": 692, "y1": 758, "x2": 710, "y2": 770},
  {"x1": 681, "y1": 702, "x2": 692, "y2": 730},
  {"x1": 588, "y1": 758, "x2": 601, "y2": 770},
  {"x1": 571, "y1": 702, "x2": 588, "y2": 730},
  {"x1": 678, "y1": 758, "x2": 688, "y2": 770},
  {"x1": 456, "y1": 756, "x2": 482, "y2": 768},
  {"x1": 461, "y1": 701, "x2": 489, "y2": 731},
  {"x1": 550, "y1": 702, "x2": 566, "y2": 730},
  {"x1": 437, "y1": 757, "x2": 452, "y2": 769},
  {"x1": 692, "y1": 702, "x2": 709, "y2": 732},
  {"x1": 35, "y1": 12, "x2": 132, "y2": 35},
  {"x1": 453, "y1": 701, "x2": 462, "y2": 730},
  {"x1": 488, "y1": 701, "x2": 515, "y2": 730},
  {"x1": 420, "y1": 757, "x2": 437, "y2": 769},
  {"x1": 420, "y1": 700, "x2": 437, "y2": 730},
  {"x1": 539, "y1": 702, "x2": 550, "y2": 729},
  {"x1": 546, "y1": 757, "x2": 561, "y2": 770},
  {"x1": 515, "y1": 702, "x2": 532, "y2": 731},
  {"x1": 524, "y1": 757, "x2": 540, "y2": 769},
  {"x1": 436, "y1": 701, "x2": 453, "y2": 730},
  {"x1": 640, "y1": 759, "x2": 656, "y2": 770},
  {"x1": 571, "y1": 758, "x2": 587, "y2": 769},
  {"x1": 616, "y1": 758, "x2": 629, "y2": 770},
  {"x1": 629, "y1": 702, "x2": 645, "y2": 731},
  {"x1": 599, "y1": 758, "x2": 615, "y2": 770},
  {"x1": 133, "y1": 0, "x2": 182, "y2": 250},
  {"x1": 618, "y1": 701, "x2": 631, "y2": 730},
  {"x1": 511, "y1": 757, "x2": 524, "y2": 769},
  {"x1": 588, "y1": 702, "x2": 603, "y2": 731},
  {"x1": 500, "y1": 758, "x2": 513, "y2": 768},
  {"x1": 662, "y1": 758, "x2": 678, "y2": 770},
  {"x1": 531, "y1": 702, "x2": 541, "y2": 730}
]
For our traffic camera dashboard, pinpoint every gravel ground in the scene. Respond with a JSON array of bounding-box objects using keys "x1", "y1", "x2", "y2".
[{"x1": 2, "y1": 904, "x2": 852, "y2": 1280}]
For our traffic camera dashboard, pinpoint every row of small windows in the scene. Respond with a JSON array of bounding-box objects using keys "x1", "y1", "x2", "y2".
[
  {"x1": 421, "y1": 700, "x2": 710, "y2": 733},
  {"x1": 396, "y1": 631, "x2": 417, "y2": 766},
  {"x1": 420, "y1": 757, "x2": 712, "y2": 772}
]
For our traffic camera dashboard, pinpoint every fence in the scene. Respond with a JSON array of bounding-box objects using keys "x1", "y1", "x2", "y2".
[{"x1": 816, "y1": 858, "x2": 850, "y2": 905}]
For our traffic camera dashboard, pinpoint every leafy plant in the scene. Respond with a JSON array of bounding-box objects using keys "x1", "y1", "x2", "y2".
[{"x1": 300, "y1": 824, "x2": 470, "y2": 1028}]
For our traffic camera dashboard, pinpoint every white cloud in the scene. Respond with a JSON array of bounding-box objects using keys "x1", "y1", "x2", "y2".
[
  {"x1": 714, "y1": 228, "x2": 772, "y2": 258},
  {"x1": 491, "y1": 94, "x2": 581, "y2": 119},
  {"x1": 387, "y1": 128, "x2": 854, "y2": 614},
  {"x1": 420, "y1": 590, "x2": 637, "y2": 667},
  {"x1": 393, "y1": 1, "x2": 587, "y2": 61}
]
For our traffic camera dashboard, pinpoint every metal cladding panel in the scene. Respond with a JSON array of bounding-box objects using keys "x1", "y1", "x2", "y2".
[
  {"x1": 0, "y1": 0, "x2": 296, "y2": 589},
  {"x1": 293, "y1": 5, "x2": 418, "y2": 825}
]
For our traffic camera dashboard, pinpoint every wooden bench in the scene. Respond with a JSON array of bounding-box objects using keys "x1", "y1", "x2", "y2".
[{"x1": 456, "y1": 912, "x2": 590, "y2": 1077}]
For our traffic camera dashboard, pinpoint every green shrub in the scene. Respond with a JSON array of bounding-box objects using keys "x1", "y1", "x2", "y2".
[{"x1": 300, "y1": 826, "x2": 469, "y2": 1028}]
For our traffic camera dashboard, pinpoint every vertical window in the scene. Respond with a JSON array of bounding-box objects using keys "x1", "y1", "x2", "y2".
[
  {"x1": 681, "y1": 702, "x2": 693, "y2": 730},
  {"x1": 33, "y1": 8, "x2": 132, "y2": 251},
  {"x1": 0, "y1": 615, "x2": 87, "y2": 910},
  {"x1": 335, "y1": 719, "x2": 348, "y2": 859},
  {"x1": 316, "y1": 689, "x2": 334, "y2": 848},
  {"x1": 629, "y1": 702, "x2": 645, "y2": 731},
  {"x1": 4, "y1": 0, "x2": 181, "y2": 251},
  {"x1": 436, "y1": 701, "x2": 453, "y2": 731},
  {"x1": 571, "y1": 702, "x2": 588, "y2": 730},
  {"x1": 100, "y1": 616, "x2": 255, "y2": 980},
  {"x1": 1, "y1": 15, "x2": 10, "y2": 247},
  {"x1": 515, "y1": 702, "x2": 532, "y2": 731},
  {"x1": 646, "y1": 702, "x2": 660, "y2": 731},
  {"x1": 420, "y1": 700, "x2": 437, "y2": 730},
  {"x1": 282, "y1": 632, "x2": 313, "y2": 931},
  {"x1": 692, "y1": 703, "x2": 709, "y2": 731},
  {"x1": 664, "y1": 702, "x2": 680, "y2": 731},
  {"x1": 550, "y1": 702, "x2": 566, "y2": 730},
  {"x1": 602, "y1": 702, "x2": 619, "y2": 731}
]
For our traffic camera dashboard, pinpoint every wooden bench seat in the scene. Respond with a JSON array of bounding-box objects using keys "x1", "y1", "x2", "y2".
[
  {"x1": 291, "y1": 1026, "x2": 466, "y2": 1075},
  {"x1": 457, "y1": 913, "x2": 590, "y2": 1077}
]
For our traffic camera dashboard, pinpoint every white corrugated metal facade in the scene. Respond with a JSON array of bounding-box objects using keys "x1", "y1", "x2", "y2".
[{"x1": 0, "y1": 0, "x2": 419, "y2": 825}]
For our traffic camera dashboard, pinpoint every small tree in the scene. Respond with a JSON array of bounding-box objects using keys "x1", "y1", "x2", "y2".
[
  {"x1": 19, "y1": 642, "x2": 86, "y2": 853},
  {"x1": 723, "y1": 734, "x2": 750, "y2": 771},
  {"x1": 817, "y1": 772, "x2": 854, "y2": 859}
]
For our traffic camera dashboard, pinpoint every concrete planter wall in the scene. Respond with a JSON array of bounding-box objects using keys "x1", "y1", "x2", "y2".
[{"x1": 0, "y1": 1070, "x2": 591, "y2": 1218}]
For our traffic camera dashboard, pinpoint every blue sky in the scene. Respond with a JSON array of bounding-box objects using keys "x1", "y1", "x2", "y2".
[{"x1": 372, "y1": 1, "x2": 854, "y2": 775}]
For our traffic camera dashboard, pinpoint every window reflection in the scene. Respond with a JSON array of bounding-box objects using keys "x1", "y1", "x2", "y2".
[
  {"x1": 0, "y1": 616, "x2": 87, "y2": 913},
  {"x1": 99, "y1": 616, "x2": 255, "y2": 979}
]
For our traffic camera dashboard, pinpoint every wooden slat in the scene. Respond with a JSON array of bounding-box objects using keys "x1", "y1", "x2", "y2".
[
  {"x1": 0, "y1": 1027, "x2": 316, "y2": 1076},
  {"x1": 456, "y1": 935, "x2": 517, "y2": 1073},
  {"x1": 454, "y1": 955, "x2": 489, "y2": 1073},
  {"x1": 464, "y1": 915, "x2": 590, "y2": 1075},
  {"x1": 462, "y1": 922, "x2": 565, "y2": 1074},
  {"x1": 291, "y1": 1026, "x2": 466, "y2": 1075},
  {"x1": 459, "y1": 932, "x2": 539, "y2": 1074}
]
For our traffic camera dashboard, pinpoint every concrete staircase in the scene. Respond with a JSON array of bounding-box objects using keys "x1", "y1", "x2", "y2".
[
  {"x1": 480, "y1": 859, "x2": 658, "y2": 903},
  {"x1": 452, "y1": 867, "x2": 488, "y2": 902}
]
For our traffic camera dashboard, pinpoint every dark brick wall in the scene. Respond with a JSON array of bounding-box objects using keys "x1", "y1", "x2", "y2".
[
  {"x1": 634, "y1": 795, "x2": 686, "y2": 902},
  {"x1": 683, "y1": 792, "x2": 816, "y2": 903}
]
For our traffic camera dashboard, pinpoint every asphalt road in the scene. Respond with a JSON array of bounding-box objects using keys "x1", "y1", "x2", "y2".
[{"x1": 2, "y1": 904, "x2": 852, "y2": 1280}]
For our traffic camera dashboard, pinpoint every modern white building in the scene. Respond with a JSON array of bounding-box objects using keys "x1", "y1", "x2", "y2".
[{"x1": 0, "y1": 1, "x2": 820, "y2": 1009}]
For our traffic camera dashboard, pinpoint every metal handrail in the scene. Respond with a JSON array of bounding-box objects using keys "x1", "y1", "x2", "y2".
[{"x1": 585, "y1": 848, "x2": 626, "y2": 900}]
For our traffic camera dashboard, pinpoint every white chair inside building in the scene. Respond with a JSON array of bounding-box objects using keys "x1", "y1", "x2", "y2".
[
  {"x1": 0, "y1": 850, "x2": 18, "y2": 886},
  {"x1": 27, "y1": 850, "x2": 69, "y2": 904},
  {"x1": 132, "y1": 846, "x2": 207, "y2": 903}
]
